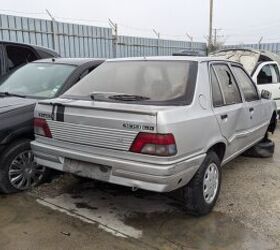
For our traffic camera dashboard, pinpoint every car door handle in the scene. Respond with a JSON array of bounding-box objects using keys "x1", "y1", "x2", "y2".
[
  {"x1": 249, "y1": 107, "x2": 254, "y2": 112},
  {"x1": 221, "y1": 114, "x2": 228, "y2": 120}
]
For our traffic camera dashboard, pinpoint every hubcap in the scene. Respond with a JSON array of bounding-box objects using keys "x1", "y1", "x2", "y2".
[
  {"x1": 203, "y1": 163, "x2": 219, "y2": 204},
  {"x1": 8, "y1": 150, "x2": 46, "y2": 191}
]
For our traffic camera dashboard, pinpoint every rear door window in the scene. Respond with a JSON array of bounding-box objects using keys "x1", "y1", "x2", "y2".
[
  {"x1": 210, "y1": 67, "x2": 224, "y2": 107},
  {"x1": 232, "y1": 66, "x2": 259, "y2": 102},
  {"x1": 5, "y1": 45, "x2": 37, "y2": 72},
  {"x1": 213, "y1": 64, "x2": 242, "y2": 105}
]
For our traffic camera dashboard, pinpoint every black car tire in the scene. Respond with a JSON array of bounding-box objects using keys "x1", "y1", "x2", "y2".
[
  {"x1": 183, "y1": 151, "x2": 222, "y2": 216},
  {"x1": 243, "y1": 138, "x2": 275, "y2": 158},
  {"x1": 0, "y1": 139, "x2": 50, "y2": 194}
]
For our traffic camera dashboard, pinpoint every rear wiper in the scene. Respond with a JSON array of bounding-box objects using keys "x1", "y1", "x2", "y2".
[
  {"x1": 90, "y1": 92, "x2": 124, "y2": 101},
  {"x1": 0, "y1": 92, "x2": 26, "y2": 98},
  {"x1": 108, "y1": 94, "x2": 150, "y2": 102}
]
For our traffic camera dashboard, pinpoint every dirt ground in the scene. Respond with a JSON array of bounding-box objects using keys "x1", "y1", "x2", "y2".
[{"x1": 0, "y1": 125, "x2": 280, "y2": 250}]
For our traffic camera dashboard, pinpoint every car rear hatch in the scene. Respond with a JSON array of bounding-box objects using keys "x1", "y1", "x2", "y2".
[{"x1": 35, "y1": 99, "x2": 162, "y2": 152}]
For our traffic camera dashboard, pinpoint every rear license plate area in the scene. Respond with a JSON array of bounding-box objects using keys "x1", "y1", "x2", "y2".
[{"x1": 64, "y1": 159, "x2": 111, "y2": 181}]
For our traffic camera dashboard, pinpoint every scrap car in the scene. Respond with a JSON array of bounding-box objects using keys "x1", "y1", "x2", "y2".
[
  {"x1": 0, "y1": 58, "x2": 104, "y2": 193},
  {"x1": 31, "y1": 57, "x2": 277, "y2": 215}
]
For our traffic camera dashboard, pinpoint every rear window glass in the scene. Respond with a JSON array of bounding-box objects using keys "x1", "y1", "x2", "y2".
[{"x1": 64, "y1": 61, "x2": 198, "y2": 105}]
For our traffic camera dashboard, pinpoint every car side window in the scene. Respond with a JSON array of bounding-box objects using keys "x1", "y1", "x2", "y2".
[
  {"x1": 210, "y1": 67, "x2": 224, "y2": 107},
  {"x1": 257, "y1": 65, "x2": 274, "y2": 84},
  {"x1": 5, "y1": 45, "x2": 37, "y2": 72},
  {"x1": 79, "y1": 69, "x2": 90, "y2": 80},
  {"x1": 79, "y1": 66, "x2": 99, "y2": 80},
  {"x1": 232, "y1": 66, "x2": 259, "y2": 102},
  {"x1": 213, "y1": 64, "x2": 242, "y2": 105}
]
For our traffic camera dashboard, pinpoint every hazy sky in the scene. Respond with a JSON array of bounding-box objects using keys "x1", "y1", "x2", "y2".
[{"x1": 1, "y1": 0, "x2": 280, "y2": 44}]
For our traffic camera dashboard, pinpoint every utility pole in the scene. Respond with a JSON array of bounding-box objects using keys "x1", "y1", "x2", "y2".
[
  {"x1": 208, "y1": 0, "x2": 214, "y2": 52},
  {"x1": 45, "y1": 9, "x2": 57, "y2": 52},
  {"x1": 153, "y1": 29, "x2": 160, "y2": 56},
  {"x1": 109, "y1": 18, "x2": 118, "y2": 58},
  {"x1": 258, "y1": 36, "x2": 263, "y2": 50}
]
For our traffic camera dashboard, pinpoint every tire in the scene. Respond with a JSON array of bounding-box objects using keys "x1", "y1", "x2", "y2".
[
  {"x1": 183, "y1": 151, "x2": 222, "y2": 216},
  {"x1": 0, "y1": 139, "x2": 50, "y2": 194},
  {"x1": 243, "y1": 138, "x2": 275, "y2": 158}
]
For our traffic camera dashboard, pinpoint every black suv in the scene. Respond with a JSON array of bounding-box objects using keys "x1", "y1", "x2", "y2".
[{"x1": 0, "y1": 41, "x2": 59, "y2": 79}]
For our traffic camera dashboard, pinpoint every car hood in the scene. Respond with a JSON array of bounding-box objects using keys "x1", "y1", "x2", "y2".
[
  {"x1": 211, "y1": 48, "x2": 280, "y2": 75},
  {"x1": 0, "y1": 97, "x2": 36, "y2": 114}
]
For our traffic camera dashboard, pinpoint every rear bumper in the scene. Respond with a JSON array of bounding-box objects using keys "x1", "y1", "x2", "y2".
[{"x1": 31, "y1": 140, "x2": 205, "y2": 192}]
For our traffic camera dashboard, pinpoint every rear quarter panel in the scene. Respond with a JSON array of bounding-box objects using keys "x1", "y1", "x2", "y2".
[{"x1": 157, "y1": 62, "x2": 226, "y2": 161}]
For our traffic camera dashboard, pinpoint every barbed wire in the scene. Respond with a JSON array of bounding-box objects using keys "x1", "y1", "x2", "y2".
[{"x1": 1, "y1": 8, "x2": 280, "y2": 44}]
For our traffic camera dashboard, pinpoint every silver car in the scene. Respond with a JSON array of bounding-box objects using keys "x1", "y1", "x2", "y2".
[{"x1": 31, "y1": 57, "x2": 277, "y2": 215}]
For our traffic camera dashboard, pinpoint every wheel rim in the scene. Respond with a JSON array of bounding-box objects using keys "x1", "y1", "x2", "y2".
[
  {"x1": 203, "y1": 163, "x2": 219, "y2": 204},
  {"x1": 8, "y1": 150, "x2": 45, "y2": 191}
]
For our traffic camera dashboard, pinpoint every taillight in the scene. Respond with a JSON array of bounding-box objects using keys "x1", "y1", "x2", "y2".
[
  {"x1": 34, "y1": 118, "x2": 52, "y2": 138},
  {"x1": 130, "y1": 133, "x2": 177, "y2": 156}
]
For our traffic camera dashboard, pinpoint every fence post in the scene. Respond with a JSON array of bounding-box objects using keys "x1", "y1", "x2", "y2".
[
  {"x1": 109, "y1": 19, "x2": 118, "y2": 58},
  {"x1": 46, "y1": 9, "x2": 57, "y2": 52},
  {"x1": 153, "y1": 29, "x2": 160, "y2": 56},
  {"x1": 258, "y1": 36, "x2": 263, "y2": 50}
]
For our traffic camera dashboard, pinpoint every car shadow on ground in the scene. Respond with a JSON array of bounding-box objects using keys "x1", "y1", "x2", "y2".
[{"x1": 32, "y1": 175, "x2": 275, "y2": 250}]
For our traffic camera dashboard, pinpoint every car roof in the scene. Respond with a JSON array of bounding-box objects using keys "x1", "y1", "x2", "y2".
[
  {"x1": 33, "y1": 57, "x2": 105, "y2": 66},
  {"x1": 0, "y1": 40, "x2": 59, "y2": 56},
  {"x1": 106, "y1": 56, "x2": 242, "y2": 64}
]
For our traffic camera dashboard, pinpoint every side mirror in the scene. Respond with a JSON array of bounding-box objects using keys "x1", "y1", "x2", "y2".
[{"x1": 261, "y1": 89, "x2": 272, "y2": 100}]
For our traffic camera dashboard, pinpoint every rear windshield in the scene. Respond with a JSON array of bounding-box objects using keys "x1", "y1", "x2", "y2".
[{"x1": 64, "y1": 61, "x2": 198, "y2": 105}]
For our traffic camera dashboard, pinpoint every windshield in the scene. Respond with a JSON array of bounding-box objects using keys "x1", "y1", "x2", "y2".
[
  {"x1": 0, "y1": 63, "x2": 76, "y2": 98},
  {"x1": 64, "y1": 61, "x2": 198, "y2": 105}
]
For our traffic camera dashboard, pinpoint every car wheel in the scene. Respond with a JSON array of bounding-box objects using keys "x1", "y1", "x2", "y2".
[
  {"x1": 0, "y1": 139, "x2": 48, "y2": 194},
  {"x1": 243, "y1": 138, "x2": 275, "y2": 158},
  {"x1": 183, "y1": 151, "x2": 221, "y2": 216}
]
